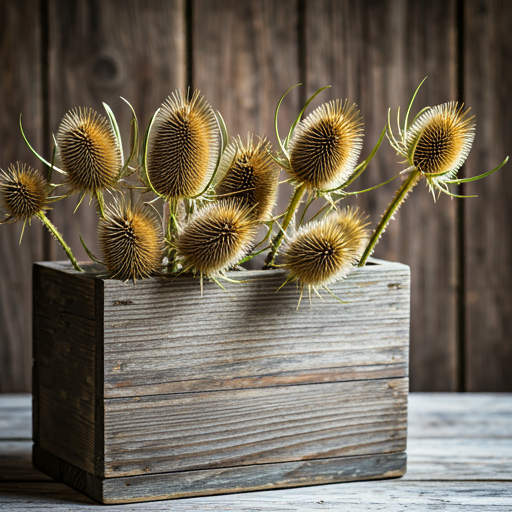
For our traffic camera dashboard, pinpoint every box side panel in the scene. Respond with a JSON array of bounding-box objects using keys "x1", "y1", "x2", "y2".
[
  {"x1": 32, "y1": 263, "x2": 100, "y2": 474},
  {"x1": 104, "y1": 377, "x2": 407, "y2": 477},
  {"x1": 103, "y1": 263, "x2": 410, "y2": 397}
]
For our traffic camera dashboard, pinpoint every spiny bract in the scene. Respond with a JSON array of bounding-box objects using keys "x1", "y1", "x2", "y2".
[
  {"x1": 177, "y1": 199, "x2": 258, "y2": 276},
  {"x1": 57, "y1": 107, "x2": 122, "y2": 193},
  {"x1": 99, "y1": 202, "x2": 163, "y2": 281},
  {"x1": 0, "y1": 163, "x2": 47, "y2": 221},
  {"x1": 283, "y1": 208, "x2": 369, "y2": 288},
  {"x1": 288, "y1": 100, "x2": 364, "y2": 190},
  {"x1": 216, "y1": 134, "x2": 279, "y2": 221},
  {"x1": 406, "y1": 102, "x2": 475, "y2": 180},
  {"x1": 148, "y1": 89, "x2": 219, "y2": 199}
]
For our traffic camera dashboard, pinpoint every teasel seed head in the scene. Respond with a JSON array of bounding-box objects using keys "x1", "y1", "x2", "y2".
[
  {"x1": 177, "y1": 199, "x2": 258, "y2": 276},
  {"x1": 148, "y1": 89, "x2": 219, "y2": 199},
  {"x1": 216, "y1": 134, "x2": 279, "y2": 221},
  {"x1": 283, "y1": 208, "x2": 369, "y2": 288},
  {"x1": 406, "y1": 102, "x2": 475, "y2": 181},
  {"x1": 99, "y1": 202, "x2": 163, "y2": 281},
  {"x1": 288, "y1": 100, "x2": 364, "y2": 190},
  {"x1": 57, "y1": 107, "x2": 122, "y2": 193},
  {"x1": 0, "y1": 163, "x2": 48, "y2": 221}
]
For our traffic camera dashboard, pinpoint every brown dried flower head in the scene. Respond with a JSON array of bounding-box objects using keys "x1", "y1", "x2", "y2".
[
  {"x1": 99, "y1": 202, "x2": 163, "y2": 281},
  {"x1": 57, "y1": 107, "x2": 122, "y2": 193},
  {"x1": 406, "y1": 102, "x2": 475, "y2": 181},
  {"x1": 0, "y1": 163, "x2": 47, "y2": 221},
  {"x1": 288, "y1": 100, "x2": 364, "y2": 190},
  {"x1": 283, "y1": 207, "x2": 369, "y2": 288},
  {"x1": 177, "y1": 199, "x2": 258, "y2": 276},
  {"x1": 216, "y1": 134, "x2": 279, "y2": 221},
  {"x1": 148, "y1": 89, "x2": 219, "y2": 199}
]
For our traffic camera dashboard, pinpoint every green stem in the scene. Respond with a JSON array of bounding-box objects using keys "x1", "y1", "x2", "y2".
[
  {"x1": 264, "y1": 183, "x2": 307, "y2": 268},
  {"x1": 166, "y1": 199, "x2": 181, "y2": 272},
  {"x1": 37, "y1": 212, "x2": 83, "y2": 272},
  {"x1": 358, "y1": 169, "x2": 421, "y2": 267}
]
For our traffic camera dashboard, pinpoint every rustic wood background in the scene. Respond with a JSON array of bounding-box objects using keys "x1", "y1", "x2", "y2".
[{"x1": 0, "y1": 0, "x2": 510, "y2": 392}]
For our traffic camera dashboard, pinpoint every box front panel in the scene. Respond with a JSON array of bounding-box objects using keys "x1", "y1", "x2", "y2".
[{"x1": 103, "y1": 262, "x2": 410, "y2": 397}]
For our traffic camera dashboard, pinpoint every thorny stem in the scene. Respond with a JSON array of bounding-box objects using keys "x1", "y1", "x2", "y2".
[
  {"x1": 37, "y1": 212, "x2": 83, "y2": 272},
  {"x1": 264, "y1": 183, "x2": 307, "y2": 268},
  {"x1": 358, "y1": 169, "x2": 422, "y2": 267},
  {"x1": 166, "y1": 198, "x2": 181, "y2": 272}
]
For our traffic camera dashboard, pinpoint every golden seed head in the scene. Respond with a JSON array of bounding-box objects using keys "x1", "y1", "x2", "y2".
[
  {"x1": 148, "y1": 89, "x2": 219, "y2": 199},
  {"x1": 57, "y1": 107, "x2": 122, "y2": 193},
  {"x1": 406, "y1": 102, "x2": 475, "y2": 179},
  {"x1": 288, "y1": 100, "x2": 364, "y2": 190},
  {"x1": 283, "y1": 208, "x2": 369, "y2": 287},
  {"x1": 177, "y1": 199, "x2": 258, "y2": 276},
  {"x1": 99, "y1": 202, "x2": 163, "y2": 281},
  {"x1": 0, "y1": 163, "x2": 47, "y2": 220},
  {"x1": 216, "y1": 134, "x2": 279, "y2": 221}
]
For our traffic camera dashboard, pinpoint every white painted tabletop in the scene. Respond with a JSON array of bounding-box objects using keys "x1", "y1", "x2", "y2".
[{"x1": 1, "y1": 393, "x2": 511, "y2": 510}]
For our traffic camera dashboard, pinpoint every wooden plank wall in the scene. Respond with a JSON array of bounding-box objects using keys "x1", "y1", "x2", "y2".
[{"x1": 0, "y1": 0, "x2": 510, "y2": 392}]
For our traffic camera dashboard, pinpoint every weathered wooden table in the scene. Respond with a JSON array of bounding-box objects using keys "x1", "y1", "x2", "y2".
[{"x1": 1, "y1": 393, "x2": 511, "y2": 510}]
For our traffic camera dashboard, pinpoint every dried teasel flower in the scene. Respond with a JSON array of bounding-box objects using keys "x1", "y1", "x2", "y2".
[
  {"x1": 288, "y1": 100, "x2": 364, "y2": 191},
  {"x1": 216, "y1": 134, "x2": 279, "y2": 221},
  {"x1": 99, "y1": 202, "x2": 163, "y2": 281},
  {"x1": 177, "y1": 199, "x2": 258, "y2": 278},
  {"x1": 359, "y1": 78, "x2": 508, "y2": 267},
  {"x1": 57, "y1": 107, "x2": 122, "y2": 193},
  {"x1": 0, "y1": 162, "x2": 48, "y2": 221},
  {"x1": 405, "y1": 102, "x2": 475, "y2": 186},
  {"x1": 148, "y1": 89, "x2": 219, "y2": 199},
  {"x1": 281, "y1": 208, "x2": 369, "y2": 305},
  {"x1": 0, "y1": 162, "x2": 83, "y2": 271}
]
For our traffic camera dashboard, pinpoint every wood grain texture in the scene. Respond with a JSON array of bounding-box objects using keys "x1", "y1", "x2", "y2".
[
  {"x1": 47, "y1": 0, "x2": 186, "y2": 260},
  {"x1": 304, "y1": 0, "x2": 458, "y2": 391},
  {"x1": 2, "y1": 481, "x2": 512, "y2": 510},
  {"x1": 464, "y1": 0, "x2": 512, "y2": 391},
  {"x1": 103, "y1": 378, "x2": 407, "y2": 477},
  {"x1": 32, "y1": 264, "x2": 101, "y2": 475},
  {"x1": 33, "y1": 444, "x2": 406, "y2": 504},
  {"x1": 101, "y1": 259, "x2": 410, "y2": 397},
  {"x1": 0, "y1": 0, "x2": 43, "y2": 392},
  {"x1": 3, "y1": 393, "x2": 512, "y2": 508}
]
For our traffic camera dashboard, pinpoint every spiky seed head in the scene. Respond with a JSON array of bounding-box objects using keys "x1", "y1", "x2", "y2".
[
  {"x1": 148, "y1": 89, "x2": 219, "y2": 199},
  {"x1": 99, "y1": 202, "x2": 163, "y2": 281},
  {"x1": 177, "y1": 199, "x2": 258, "y2": 276},
  {"x1": 57, "y1": 107, "x2": 122, "y2": 193},
  {"x1": 406, "y1": 102, "x2": 475, "y2": 180},
  {"x1": 288, "y1": 100, "x2": 364, "y2": 190},
  {"x1": 216, "y1": 134, "x2": 279, "y2": 221},
  {"x1": 283, "y1": 208, "x2": 369, "y2": 287},
  {"x1": 0, "y1": 163, "x2": 47, "y2": 220}
]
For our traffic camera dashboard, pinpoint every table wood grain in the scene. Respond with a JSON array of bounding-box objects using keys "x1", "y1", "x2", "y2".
[{"x1": 1, "y1": 393, "x2": 511, "y2": 510}]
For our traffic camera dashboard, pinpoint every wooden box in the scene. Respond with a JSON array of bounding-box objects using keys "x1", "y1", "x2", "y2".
[{"x1": 32, "y1": 258, "x2": 410, "y2": 504}]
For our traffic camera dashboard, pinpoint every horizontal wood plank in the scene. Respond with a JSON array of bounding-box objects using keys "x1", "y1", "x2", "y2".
[
  {"x1": 408, "y1": 393, "x2": 512, "y2": 438},
  {"x1": 103, "y1": 378, "x2": 407, "y2": 477},
  {"x1": 0, "y1": 395, "x2": 31, "y2": 440},
  {"x1": 1, "y1": 480, "x2": 512, "y2": 510},
  {"x1": 101, "y1": 259, "x2": 410, "y2": 397}
]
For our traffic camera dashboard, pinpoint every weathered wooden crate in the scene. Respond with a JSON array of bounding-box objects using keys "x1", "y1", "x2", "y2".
[{"x1": 32, "y1": 258, "x2": 410, "y2": 504}]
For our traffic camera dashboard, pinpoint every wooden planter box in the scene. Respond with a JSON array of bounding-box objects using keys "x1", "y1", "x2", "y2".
[{"x1": 32, "y1": 258, "x2": 410, "y2": 504}]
